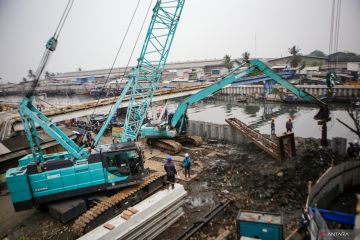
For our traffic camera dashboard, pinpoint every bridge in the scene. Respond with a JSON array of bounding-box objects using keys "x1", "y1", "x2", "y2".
[{"x1": 0, "y1": 84, "x2": 209, "y2": 140}]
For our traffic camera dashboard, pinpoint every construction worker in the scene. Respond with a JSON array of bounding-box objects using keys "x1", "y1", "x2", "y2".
[
  {"x1": 182, "y1": 153, "x2": 191, "y2": 178},
  {"x1": 271, "y1": 118, "x2": 275, "y2": 135},
  {"x1": 286, "y1": 118, "x2": 293, "y2": 133},
  {"x1": 347, "y1": 142, "x2": 356, "y2": 159},
  {"x1": 164, "y1": 156, "x2": 177, "y2": 189}
]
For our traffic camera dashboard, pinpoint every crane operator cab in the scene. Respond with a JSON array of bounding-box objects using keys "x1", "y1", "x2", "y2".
[{"x1": 90, "y1": 142, "x2": 149, "y2": 190}]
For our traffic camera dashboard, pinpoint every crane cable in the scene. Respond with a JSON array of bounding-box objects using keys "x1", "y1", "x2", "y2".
[
  {"x1": 87, "y1": 0, "x2": 154, "y2": 131},
  {"x1": 326, "y1": 0, "x2": 341, "y2": 91},
  {"x1": 334, "y1": 0, "x2": 342, "y2": 70},
  {"x1": 26, "y1": 0, "x2": 75, "y2": 98},
  {"x1": 87, "y1": 0, "x2": 142, "y2": 125},
  {"x1": 328, "y1": 0, "x2": 342, "y2": 71}
]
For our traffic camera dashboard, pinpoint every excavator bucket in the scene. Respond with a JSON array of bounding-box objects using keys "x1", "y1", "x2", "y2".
[{"x1": 314, "y1": 106, "x2": 330, "y2": 121}]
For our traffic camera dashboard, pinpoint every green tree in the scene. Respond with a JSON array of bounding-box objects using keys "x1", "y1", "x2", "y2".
[
  {"x1": 242, "y1": 52, "x2": 250, "y2": 62},
  {"x1": 308, "y1": 50, "x2": 327, "y2": 58},
  {"x1": 223, "y1": 54, "x2": 233, "y2": 71},
  {"x1": 329, "y1": 51, "x2": 360, "y2": 62},
  {"x1": 299, "y1": 61, "x2": 306, "y2": 70},
  {"x1": 288, "y1": 45, "x2": 301, "y2": 68}
]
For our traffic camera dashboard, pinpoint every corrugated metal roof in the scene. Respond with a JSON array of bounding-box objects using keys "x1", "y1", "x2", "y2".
[{"x1": 268, "y1": 56, "x2": 328, "y2": 62}]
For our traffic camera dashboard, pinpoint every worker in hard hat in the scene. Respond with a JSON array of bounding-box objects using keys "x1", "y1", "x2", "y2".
[
  {"x1": 164, "y1": 156, "x2": 177, "y2": 189},
  {"x1": 286, "y1": 118, "x2": 293, "y2": 133},
  {"x1": 182, "y1": 153, "x2": 192, "y2": 179},
  {"x1": 271, "y1": 118, "x2": 275, "y2": 136}
]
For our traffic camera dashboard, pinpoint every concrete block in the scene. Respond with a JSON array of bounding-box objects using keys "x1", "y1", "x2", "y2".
[
  {"x1": 48, "y1": 198, "x2": 87, "y2": 223},
  {"x1": 80, "y1": 184, "x2": 187, "y2": 240}
]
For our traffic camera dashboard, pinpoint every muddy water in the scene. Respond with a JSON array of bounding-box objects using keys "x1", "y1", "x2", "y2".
[{"x1": 180, "y1": 95, "x2": 357, "y2": 142}]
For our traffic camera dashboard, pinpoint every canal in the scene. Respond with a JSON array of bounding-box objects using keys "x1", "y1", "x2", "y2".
[{"x1": 1, "y1": 94, "x2": 357, "y2": 142}]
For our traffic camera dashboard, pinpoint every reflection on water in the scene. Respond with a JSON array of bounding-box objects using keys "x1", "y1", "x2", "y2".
[
  {"x1": 181, "y1": 95, "x2": 357, "y2": 142},
  {"x1": 244, "y1": 105, "x2": 260, "y2": 116}
]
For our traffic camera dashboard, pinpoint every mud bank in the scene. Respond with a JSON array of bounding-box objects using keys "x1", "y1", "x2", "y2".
[{"x1": 156, "y1": 137, "x2": 343, "y2": 240}]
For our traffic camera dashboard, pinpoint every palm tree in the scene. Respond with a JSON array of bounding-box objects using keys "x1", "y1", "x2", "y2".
[
  {"x1": 223, "y1": 54, "x2": 233, "y2": 71},
  {"x1": 242, "y1": 52, "x2": 250, "y2": 62},
  {"x1": 288, "y1": 46, "x2": 301, "y2": 68},
  {"x1": 27, "y1": 69, "x2": 36, "y2": 80},
  {"x1": 45, "y1": 71, "x2": 50, "y2": 80}
]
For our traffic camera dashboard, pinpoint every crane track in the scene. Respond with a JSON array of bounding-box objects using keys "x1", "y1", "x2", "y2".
[
  {"x1": 182, "y1": 135, "x2": 203, "y2": 146},
  {"x1": 72, "y1": 172, "x2": 166, "y2": 236},
  {"x1": 148, "y1": 139, "x2": 183, "y2": 154}
]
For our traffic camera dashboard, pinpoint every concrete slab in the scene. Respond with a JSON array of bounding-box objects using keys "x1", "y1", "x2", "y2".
[{"x1": 79, "y1": 183, "x2": 187, "y2": 240}]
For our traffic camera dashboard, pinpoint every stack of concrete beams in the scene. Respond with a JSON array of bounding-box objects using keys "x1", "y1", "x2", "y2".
[{"x1": 79, "y1": 183, "x2": 187, "y2": 240}]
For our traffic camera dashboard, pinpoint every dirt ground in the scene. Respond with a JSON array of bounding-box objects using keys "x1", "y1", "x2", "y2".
[
  {"x1": 155, "y1": 137, "x2": 341, "y2": 240},
  {"x1": 0, "y1": 137, "x2": 340, "y2": 240}
]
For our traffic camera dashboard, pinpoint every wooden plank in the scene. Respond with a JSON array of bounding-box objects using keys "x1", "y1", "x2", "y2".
[{"x1": 226, "y1": 118, "x2": 281, "y2": 160}]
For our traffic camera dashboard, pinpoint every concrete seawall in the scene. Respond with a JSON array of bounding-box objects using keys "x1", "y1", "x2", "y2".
[
  {"x1": 221, "y1": 84, "x2": 360, "y2": 98},
  {"x1": 187, "y1": 120, "x2": 250, "y2": 144}
]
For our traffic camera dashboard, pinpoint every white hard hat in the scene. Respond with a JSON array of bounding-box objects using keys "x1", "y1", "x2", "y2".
[
  {"x1": 185, "y1": 153, "x2": 189, "y2": 157},
  {"x1": 354, "y1": 139, "x2": 358, "y2": 144}
]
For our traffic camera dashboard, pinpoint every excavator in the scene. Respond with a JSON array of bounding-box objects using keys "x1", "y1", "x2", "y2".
[
  {"x1": 141, "y1": 59, "x2": 331, "y2": 153},
  {"x1": 6, "y1": 0, "x2": 186, "y2": 235}
]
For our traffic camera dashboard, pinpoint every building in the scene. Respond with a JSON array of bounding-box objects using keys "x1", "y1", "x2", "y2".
[
  {"x1": 267, "y1": 56, "x2": 328, "y2": 67},
  {"x1": 54, "y1": 58, "x2": 244, "y2": 82},
  {"x1": 299, "y1": 66, "x2": 320, "y2": 76},
  {"x1": 347, "y1": 62, "x2": 360, "y2": 74}
]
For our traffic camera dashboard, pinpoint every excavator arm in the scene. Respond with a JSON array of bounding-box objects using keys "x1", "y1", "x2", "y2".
[
  {"x1": 166, "y1": 59, "x2": 329, "y2": 133},
  {"x1": 249, "y1": 59, "x2": 329, "y2": 120},
  {"x1": 170, "y1": 63, "x2": 255, "y2": 130},
  {"x1": 19, "y1": 97, "x2": 86, "y2": 162}
]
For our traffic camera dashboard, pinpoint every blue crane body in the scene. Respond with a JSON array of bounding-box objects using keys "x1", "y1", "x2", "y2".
[
  {"x1": 141, "y1": 60, "x2": 329, "y2": 143},
  {"x1": 6, "y1": 0, "x2": 186, "y2": 212}
]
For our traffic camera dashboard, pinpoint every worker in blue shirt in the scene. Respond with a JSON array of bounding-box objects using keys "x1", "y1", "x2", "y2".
[
  {"x1": 271, "y1": 118, "x2": 275, "y2": 135},
  {"x1": 182, "y1": 153, "x2": 191, "y2": 179}
]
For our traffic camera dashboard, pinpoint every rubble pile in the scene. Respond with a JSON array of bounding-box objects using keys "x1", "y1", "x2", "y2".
[{"x1": 173, "y1": 138, "x2": 341, "y2": 239}]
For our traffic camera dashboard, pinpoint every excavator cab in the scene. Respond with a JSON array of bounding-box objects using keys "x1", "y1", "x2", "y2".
[{"x1": 99, "y1": 142, "x2": 149, "y2": 189}]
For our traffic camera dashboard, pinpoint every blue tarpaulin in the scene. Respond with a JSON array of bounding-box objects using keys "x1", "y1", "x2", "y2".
[{"x1": 310, "y1": 207, "x2": 355, "y2": 225}]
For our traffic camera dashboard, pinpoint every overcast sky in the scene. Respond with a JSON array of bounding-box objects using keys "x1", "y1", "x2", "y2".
[{"x1": 0, "y1": 0, "x2": 359, "y2": 83}]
